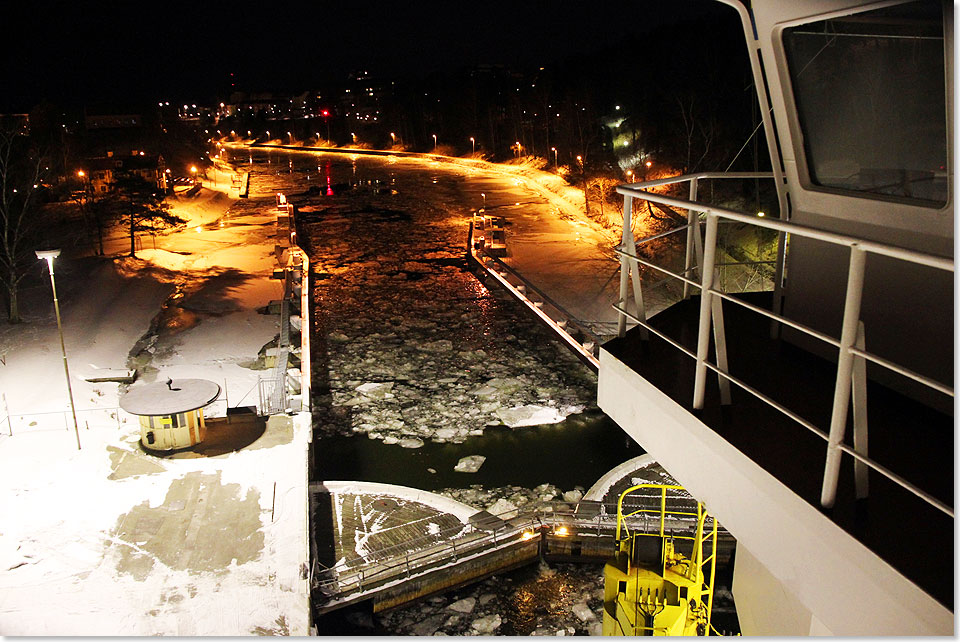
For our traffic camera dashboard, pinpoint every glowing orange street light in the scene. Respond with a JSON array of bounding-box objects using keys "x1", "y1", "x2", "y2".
[
  {"x1": 626, "y1": 169, "x2": 633, "y2": 182},
  {"x1": 76, "y1": 170, "x2": 85, "y2": 179},
  {"x1": 390, "y1": 132, "x2": 396, "y2": 145},
  {"x1": 432, "y1": 133, "x2": 437, "y2": 151},
  {"x1": 645, "y1": 160, "x2": 653, "y2": 168},
  {"x1": 551, "y1": 147, "x2": 557, "y2": 167},
  {"x1": 470, "y1": 136, "x2": 475, "y2": 154},
  {"x1": 190, "y1": 166, "x2": 198, "y2": 184}
]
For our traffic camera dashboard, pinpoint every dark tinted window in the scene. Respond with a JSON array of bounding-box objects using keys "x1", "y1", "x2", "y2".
[{"x1": 783, "y1": 0, "x2": 947, "y2": 205}]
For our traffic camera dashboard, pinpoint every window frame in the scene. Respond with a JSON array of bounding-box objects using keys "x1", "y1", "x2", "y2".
[{"x1": 774, "y1": 0, "x2": 952, "y2": 211}]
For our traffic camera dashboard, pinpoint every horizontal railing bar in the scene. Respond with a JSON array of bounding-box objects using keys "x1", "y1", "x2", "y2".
[
  {"x1": 634, "y1": 219, "x2": 751, "y2": 248},
  {"x1": 635, "y1": 224, "x2": 690, "y2": 245},
  {"x1": 714, "y1": 260, "x2": 777, "y2": 267},
  {"x1": 612, "y1": 304, "x2": 698, "y2": 359},
  {"x1": 616, "y1": 186, "x2": 954, "y2": 273},
  {"x1": 848, "y1": 347, "x2": 954, "y2": 397},
  {"x1": 628, "y1": 171, "x2": 774, "y2": 190},
  {"x1": 701, "y1": 360, "x2": 829, "y2": 441},
  {"x1": 613, "y1": 247, "x2": 701, "y2": 289},
  {"x1": 709, "y1": 288, "x2": 841, "y2": 348},
  {"x1": 836, "y1": 443, "x2": 954, "y2": 517}
]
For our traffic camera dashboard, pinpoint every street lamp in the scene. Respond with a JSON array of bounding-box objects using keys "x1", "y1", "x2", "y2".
[
  {"x1": 470, "y1": 137, "x2": 475, "y2": 154},
  {"x1": 35, "y1": 249, "x2": 81, "y2": 450},
  {"x1": 481, "y1": 192, "x2": 486, "y2": 209},
  {"x1": 551, "y1": 147, "x2": 557, "y2": 167},
  {"x1": 432, "y1": 133, "x2": 437, "y2": 151},
  {"x1": 190, "y1": 166, "x2": 198, "y2": 184},
  {"x1": 515, "y1": 141, "x2": 521, "y2": 158},
  {"x1": 626, "y1": 169, "x2": 633, "y2": 182}
]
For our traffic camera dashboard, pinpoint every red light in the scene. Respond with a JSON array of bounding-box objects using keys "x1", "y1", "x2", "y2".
[{"x1": 322, "y1": 110, "x2": 330, "y2": 117}]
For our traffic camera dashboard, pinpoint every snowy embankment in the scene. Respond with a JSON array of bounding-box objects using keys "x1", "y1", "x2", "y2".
[{"x1": 0, "y1": 170, "x2": 311, "y2": 635}]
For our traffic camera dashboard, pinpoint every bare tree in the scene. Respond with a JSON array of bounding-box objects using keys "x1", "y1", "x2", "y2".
[
  {"x1": 0, "y1": 128, "x2": 49, "y2": 323},
  {"x1": 676, "y1": 94, "x2": 717, "y2": 174},
  {"x1": 110, "y1": 170, "x2": 184, "y2": 257}
]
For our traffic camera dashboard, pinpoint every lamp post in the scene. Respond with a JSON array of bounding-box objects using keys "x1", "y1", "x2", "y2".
[
  {"x1": 432, "y1": 133, "x2": 437, "y2": 151},
  {"x1": 481, "y1": 192, "x2": 486, "y2": 210},
  {"x1": 390, "y1": 132, "x2": 396, "y2": 146},
  {"x1": 190, "y1": 166, "x2": 198, "y2": 185},
  {"x1": 36, "y1": 249, "x2": 81, "y2": 450},
  {"x1": 470, "y1": 137, "x2": 475, "y2": 155},
  {"x1": 551, "y1": 147, "x2": 557, "y2": 167}
]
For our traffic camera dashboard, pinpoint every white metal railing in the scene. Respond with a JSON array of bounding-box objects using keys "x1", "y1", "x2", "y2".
[{"x1": 613, "y1": 175, "x2": 954, "y2": 518}]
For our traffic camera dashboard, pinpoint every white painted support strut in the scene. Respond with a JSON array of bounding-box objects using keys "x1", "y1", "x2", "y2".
[
  {"x1": 693, "y1": 215, "x2": 721, "y2": 409},
  {"x1": 821, "y1": 246, "x2": 867, "y2": 509},
  {"x1": 617, "y1": 196, "x2": 631, "y2": 338},
  {"x1": 852, "y1": 321, "x2": 869, "y2": 501},
  {"x1": 617, "y1": 195, "x2": 648, "y2": 339},
  {"x1": 683, "y1": 177, "x2": 700, "y2": 300}
]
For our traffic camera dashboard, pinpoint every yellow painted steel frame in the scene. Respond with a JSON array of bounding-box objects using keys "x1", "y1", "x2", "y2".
[{"x1": 606, "y1": 483, "x2": 720, "y2": 636}]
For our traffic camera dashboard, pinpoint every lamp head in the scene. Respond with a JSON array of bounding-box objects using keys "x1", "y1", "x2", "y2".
[{"x1": 36, "y1": 249, "x2": 61, "y2": 264}]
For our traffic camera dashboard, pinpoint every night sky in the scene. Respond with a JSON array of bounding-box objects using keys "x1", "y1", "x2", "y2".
[{"x1": 2, "y1": 1, "x2": 732, "y2": 112}]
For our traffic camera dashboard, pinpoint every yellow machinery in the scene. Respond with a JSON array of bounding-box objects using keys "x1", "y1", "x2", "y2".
[{"x1": 603, "y1": 484, "x2": 719, "y2": 636}]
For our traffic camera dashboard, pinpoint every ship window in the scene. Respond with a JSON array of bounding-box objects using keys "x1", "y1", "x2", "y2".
[{"x1": 783, "y1": 0, "x2": 948, "y2": 206}]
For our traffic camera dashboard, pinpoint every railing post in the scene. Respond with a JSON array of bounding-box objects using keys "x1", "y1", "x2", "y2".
[
  {"x1": 770, "y1": 230, "x2": 788, "y2": 338},
  {"x1": 852, "y1": 320, "x2": 869, "y2": 500},
  {"x1": 693, "y1": 214, "x2": 720, "y2": 409},
  {"x1": 821, "y1": 246, "x2": 867, "y2": 509},
  {"x1": 683, "y1": 177, "x2": 699, "y2": 300}
]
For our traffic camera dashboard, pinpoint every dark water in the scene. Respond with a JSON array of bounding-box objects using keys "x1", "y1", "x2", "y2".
[{"x1": 314, "y1": 409, "x2": 644, "y2": 491}]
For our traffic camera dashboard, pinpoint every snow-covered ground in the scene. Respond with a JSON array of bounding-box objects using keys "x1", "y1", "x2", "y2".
[{"x1": 0, "y1": 175, "x2": 311, "y2": 635}]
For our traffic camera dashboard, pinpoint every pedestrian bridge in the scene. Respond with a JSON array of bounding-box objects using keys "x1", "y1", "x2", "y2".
[{"x1": 308, "y1": 469, "x2": 733, "y2": 615}]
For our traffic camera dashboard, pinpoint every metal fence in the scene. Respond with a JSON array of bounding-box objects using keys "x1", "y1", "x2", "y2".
[{"x1": 613, "y1": 174, "x2": 954, "y2": 516}]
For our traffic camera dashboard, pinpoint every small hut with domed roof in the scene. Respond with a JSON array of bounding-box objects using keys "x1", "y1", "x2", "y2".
[{"x1": 119, "y1": 378, "x2": 221, "y2": 451}]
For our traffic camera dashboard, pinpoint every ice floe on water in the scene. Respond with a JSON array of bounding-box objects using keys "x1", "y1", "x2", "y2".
[
  {"x1": 374, "y1": 561, "x2": 604, "y2": 636},
  {"x1": 299, "y1": 176, "x2": 598, "y2": 448},
  {"x1": 454, "y1": 455, "x2": 486, "y2": 473}
]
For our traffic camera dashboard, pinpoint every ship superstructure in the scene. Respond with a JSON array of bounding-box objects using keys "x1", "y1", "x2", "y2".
[{"x1": 599, "y1": 0, "x2": 953, "y2": 635}]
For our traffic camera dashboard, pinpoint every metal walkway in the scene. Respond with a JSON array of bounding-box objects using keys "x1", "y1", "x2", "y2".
[{"x1": 309, "y1": 487, "x2": 729, "y2": 615}]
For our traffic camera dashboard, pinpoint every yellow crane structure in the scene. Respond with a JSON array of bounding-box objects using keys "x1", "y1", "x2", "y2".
[{"x1": 603, "y1": 484, "x2": 719, "y2": 636}]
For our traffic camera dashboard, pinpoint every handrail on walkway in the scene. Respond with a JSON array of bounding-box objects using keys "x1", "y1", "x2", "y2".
[{"x1": 311, "y1": 495, "x2": 708, "y2": 603}]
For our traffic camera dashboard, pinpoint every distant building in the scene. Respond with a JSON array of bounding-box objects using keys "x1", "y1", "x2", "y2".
[
  {"x1": 81, "y1": 150, "x2": 169, "y2": 194},
  {"x1": 85, "y1": 114, "x2": 141, "y2": 129},
  {"x1": 0, "y1": 113, "x2": 29, "y2": 135}
]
